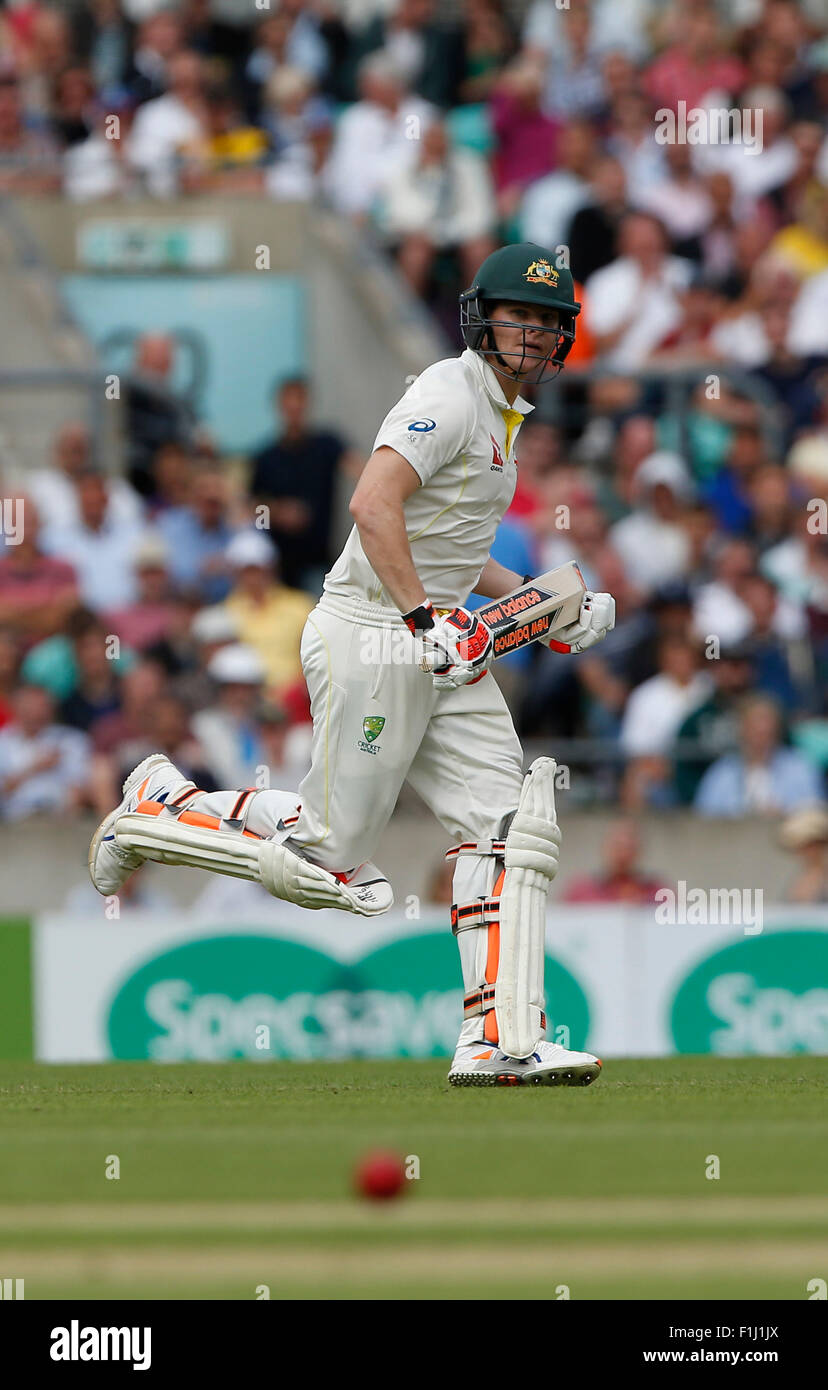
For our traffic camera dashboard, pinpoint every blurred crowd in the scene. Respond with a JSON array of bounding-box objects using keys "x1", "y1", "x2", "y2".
[
  {"x1": 0, "y1": 371, "x2": 359, "y2": 828},
  {"x1": 0, "y1": 0, "x2": 827, "y2": 904}
]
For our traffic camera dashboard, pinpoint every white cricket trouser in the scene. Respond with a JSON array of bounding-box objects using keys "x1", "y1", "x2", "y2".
[{"x1": 185, "y1": 593, "x2": 529, "y2": 1047}]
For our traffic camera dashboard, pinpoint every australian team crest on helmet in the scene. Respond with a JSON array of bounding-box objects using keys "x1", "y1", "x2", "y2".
[{"x1": 524, "y1": 258, "x2": 558, "y2": 286}]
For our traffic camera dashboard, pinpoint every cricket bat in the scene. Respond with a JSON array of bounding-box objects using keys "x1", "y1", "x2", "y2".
[{"x1": 477, "y1": 560, "x2": 587, "y2": 659}]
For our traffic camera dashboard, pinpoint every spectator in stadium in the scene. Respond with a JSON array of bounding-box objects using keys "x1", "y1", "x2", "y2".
[
  {"x1": 170, "y1": 602, "x2": 240, "y2": 712},
  {"x1": 620, "y1": 634, "x2": 712, "y2": 809},
  {"x1": 524, "y1": 1, "x2": 606, "y2": 120},
  {"x1": 605, "y1": 89, "x2": 665, "y2": 196},
  {"x1": 17, "y1": 4, "x2": 74, "y2": 122},
  {"x1": 249, "y1": 377, "x2": 360, "y2": 594},
  {"x1": 219, "y1": 531, "x2": 314, "y2": 697},
  {"x1": 126, "y1": 47, "x2": 209, "y2": 196},
  {"x1": 673, "y1": 642, "x2": 756, "y2": 804},
  {"x1": 124, "y1": 9, "x2": 184, "y2": 106},
  {"x1": 92, "y1": 658, "x2": 165, "y2": 761},
  {"x1": 191, "y1": 641, "x2": 269, "y2": 788},
  {"x1": 321, "y1": 50, "x2": 434, "y2": 221},
  {"x1": 178, "y1": 80, "x2": 269, "y2": 194},
  {"x1": 562, "y1": 818, "x2": 664, "y2": 904},
  {"x1": 50, "y1": 66, "x2": 96, "y2": 148},
  {"x1": 647, "y1": 277, "x2": 725, "y2": 366},
  {"x1": 339, "y1": 0, "x2": 465, "y2": 109},
  {"x1": 522, "y1": 0, "x2": 653, "y2": 69},
  {"x1": 565, "y1": 155, "x2": 628, "y2": 284},
  {"x1": 28, "y1": 421, "x2": 142, "y2": 532},
  {"x1": 381, "y1": 118, "x2": 496, "y2": 297},
  {"x1": 0, "y1": 499, "x2": 79, "y2": 645},
  {"x1": 594, "y1": 414, "x2": 656, "y2": 522},
  {"x1": 151, "y1": 441, "x2": 199, "y2": 514},
  {"x1": 584, "y1": 211, "x2": 695, "y2": 367},
  {"x1": 643, "y1": 4, "x2": 745, "y2": 114},
  {"x1": 701, "y1": 424, "x2": 768, "y2": 537},
  {"x1": 41, "y1": 471, "x2": 143, "y2": 614},
  {"x1": 62, "y1": 83, "x2": 139, "y2": 201},
  {"x1": 762, "y1": 497, "x2": 828, "y2": 622},
  {"x1": 104, "y1": 532, "x2": 178, "y2": 653},
  {"x1": 70, "y1": 0, "x2": 135, "y2": 94},
  {"x1": 695, "y1": 693, "x2": 824, "y2": 816},
  {"x1": 262, "y1": 66, "x2": 333, "y2": 202},
  {"x1": 0, "y1": 684, "x2": 89, "y2": 821},
  {"x1": 699, "y1": 171, "x2": 743, "y2": 288},
  {"x1": 739, "y1": 571, "x2": 808, "y2": 711},
  {"x1": 779, "y1": 803, "x2": 828, "y2": 903},
  {"x1": 125, "y1": 334, "x2": 198, "y2": 498},
  {"x1": 488, "y1": 56, "x2": 559, "y2": 221},
  {"x1": 610, "y1": 450, "x2": 694, "y2": 596},
  {"x1": 0, "y1": 71, "x2": 60, "y2": 193},
  {"x1": 519, "y1": 118, "x2": 597, "y2": 253},
  {"x1": 751, "y1": 300, "x2": 826, "y2": 446},
  {"x1": 597, "y1": 48, "x2": 639, "y2": 117},
  {"x1": 636, "y1": 141, "x2": 714, "y2": 261},
  {"x1": 747, "y1": 464, "x2": 796, "y2": 554},
  {"x1": 244, "y1": 6, "x2": 329, "y2": 124},
  {"x1": 57, "y1": 615, "x2": 122, "y2": 734},
  {"x1": 706, "y1": 86, "x2": 799, "y2": 204},
  {"x1": 180, "y1": 0, "x2": 251, "y2": 80},
  {"x1": 770, "y1": 119, "x2": 828, "y2": 235},
  {"x1": 691, "y1": 537, "x2": 760, "y2": 648},
  {"x1": 156, "y1": 469, "x2": 237, "y2": 603},
  {"x1": 457, "y1": 0, "x2": 516, "y2": 106}
]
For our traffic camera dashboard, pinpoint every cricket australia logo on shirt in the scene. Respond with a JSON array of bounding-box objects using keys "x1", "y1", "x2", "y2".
[{"x1": 359, "y1": 715, "x2": 386, "y2": 755}]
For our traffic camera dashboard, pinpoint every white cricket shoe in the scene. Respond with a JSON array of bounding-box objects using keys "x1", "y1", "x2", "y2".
[
  {"x1": 448, "y1": 1038, "x2": 602, "y2": 1088},
  {"x1": 88, "y1": 753, "x2": 194, "y2": 897}
]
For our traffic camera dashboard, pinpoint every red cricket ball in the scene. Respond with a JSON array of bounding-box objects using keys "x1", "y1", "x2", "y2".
[{"x1": 354, "y1": 1151, "x2": 407, "y2": 1200}]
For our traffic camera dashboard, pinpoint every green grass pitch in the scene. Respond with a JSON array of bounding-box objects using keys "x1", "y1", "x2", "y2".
[{"x1": 0, "y1": 1057, "x2": 826, "y2": 1300}]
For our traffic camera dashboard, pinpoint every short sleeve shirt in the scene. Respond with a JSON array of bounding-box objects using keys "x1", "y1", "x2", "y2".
[{"x1": 324, "y1": 349, "x2": 533, "y2": 609}]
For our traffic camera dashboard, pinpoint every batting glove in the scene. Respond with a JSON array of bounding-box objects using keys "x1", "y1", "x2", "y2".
[
  {"x1": 402, "y1": 601, "x2": 494, "y2": 690},
  {"x1": 541, "y1": 590, "x2": 615, "y2": 654}
]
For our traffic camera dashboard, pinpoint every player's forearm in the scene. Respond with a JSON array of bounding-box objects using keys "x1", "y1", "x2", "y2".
[
  {"x1": 473, "y1": 555, "x2": 524, "y2": 600},
  {"x1": 351, "y1": 503, "x2": 427, "y2": 614}
]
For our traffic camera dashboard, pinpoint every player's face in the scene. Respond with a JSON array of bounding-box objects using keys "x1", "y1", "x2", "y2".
[{"x1": 489, "y1": 302, "x2": 562, "y2": 381}]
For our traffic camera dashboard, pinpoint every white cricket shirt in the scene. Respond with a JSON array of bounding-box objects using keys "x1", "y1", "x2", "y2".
[{"x1": 324, "y1": 348, "x2": 533, "y2": 610}]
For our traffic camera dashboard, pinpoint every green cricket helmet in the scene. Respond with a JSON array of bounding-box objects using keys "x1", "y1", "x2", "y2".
[{"x1": 459, "y1": 242, "x2": 581, "y2": 384}]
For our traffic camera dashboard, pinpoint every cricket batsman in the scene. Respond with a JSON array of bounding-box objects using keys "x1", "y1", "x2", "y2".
[{"x1": 90, "y1": 243, "x2": 616, "y2": 1087}]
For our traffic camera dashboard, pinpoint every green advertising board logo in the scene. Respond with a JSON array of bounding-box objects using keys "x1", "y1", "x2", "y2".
[
  {"x1": 362, "y1": 715, "x2": 385, "y2": 743},
  {"x1": 671, "y1": 930, "x2": 828, "y2": 1055},
  {"x1": 106, "y1": 932, "x2": 591, "y2": 1061}
]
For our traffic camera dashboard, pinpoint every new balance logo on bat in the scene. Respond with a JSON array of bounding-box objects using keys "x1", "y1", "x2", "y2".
[
  {"x1": 492, "y1": 615, "x2": 556, "y2": 656},
  {"x1": 479, "y1": 587, "x2": 556, "y2": 626}
]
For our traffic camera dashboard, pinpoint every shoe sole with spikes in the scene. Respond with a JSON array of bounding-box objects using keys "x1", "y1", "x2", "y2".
[{"x1": 448, "y1": 1059, "x2": 602, "y2": 1088}]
